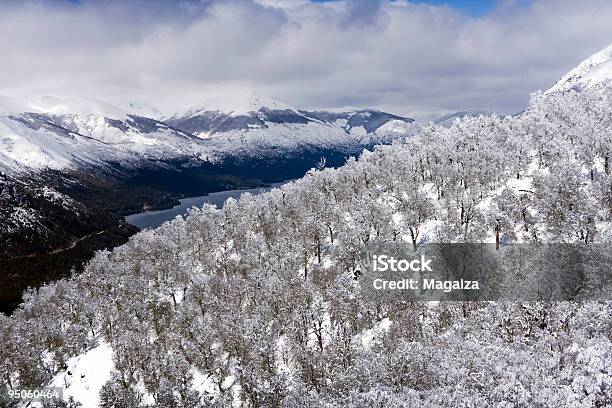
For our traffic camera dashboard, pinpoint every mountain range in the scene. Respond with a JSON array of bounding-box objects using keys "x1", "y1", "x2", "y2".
[{"x1": 0, "y1": 92, "x2": 417, "y2": 174}]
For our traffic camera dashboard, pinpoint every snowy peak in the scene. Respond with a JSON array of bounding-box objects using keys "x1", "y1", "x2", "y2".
[
  {"x1": 0, "y1": 95, "x2": 129, "y2": 119},
  {"x1": 178, "y1": 91, "x2": 298, "y2": 118},
  {"x1": 47, "y1": 97, "x2": 128, "y2": 119},
  {"x1": 44, "y1": 97, "x2": 130, "y2": 119},
  {"x1": 547, "y1": 43, "x2": 612, "y2": 94}
]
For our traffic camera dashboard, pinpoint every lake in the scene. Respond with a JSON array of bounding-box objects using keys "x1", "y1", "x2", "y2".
[{"x1": 125, "y1": 182, "x2": 288, "y2": 229}]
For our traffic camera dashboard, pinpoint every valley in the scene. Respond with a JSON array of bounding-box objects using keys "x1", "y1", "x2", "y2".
[{"x1": 0, "y1": 92, "x2": 417, "y2": 313}]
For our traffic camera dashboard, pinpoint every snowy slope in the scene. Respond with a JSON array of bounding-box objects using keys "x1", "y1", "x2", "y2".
[
  {"x1": 547, "y1": 43, "x2": 612, "y2": 94},
  {"x1": 41, "y1": 97, "x2": 130, "y2": 119},
  {"x1": 43, "y1": 112, "x2": 203, "y2": 159},
  {"x1": 0, "y1": 97, "x2": 210, "y2": 173},
  {"x1": 0, "y1": 114, "x2": 131, "y2": 171},
  {"x1": 49, "y1": 342, "x2": 114, "y2": 408}
]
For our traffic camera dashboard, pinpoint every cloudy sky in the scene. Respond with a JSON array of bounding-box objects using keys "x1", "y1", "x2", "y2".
[{"x1": 1, "y1": 0, "x2": 611, "y2": 119}]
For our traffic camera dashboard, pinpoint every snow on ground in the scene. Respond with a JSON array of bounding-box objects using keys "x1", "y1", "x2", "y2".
[
  {"x1": 191, "y1": 368, "x2": 218, "y2": 404},
  {"x1": 48, "y1": 341, "x2": 114, "y2": 408},
  {"x1": 358, "y1": 317, "x2": 392, "y2": 349}
]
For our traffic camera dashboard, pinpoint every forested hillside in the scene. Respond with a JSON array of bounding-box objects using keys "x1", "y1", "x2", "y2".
[{"x1": 0, "y1": 91, "x2": 610, "y2": 407}]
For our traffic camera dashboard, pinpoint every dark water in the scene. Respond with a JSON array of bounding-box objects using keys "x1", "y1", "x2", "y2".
[{"x1": 125, "y1": 182, "x2": 287, "y2": 229}]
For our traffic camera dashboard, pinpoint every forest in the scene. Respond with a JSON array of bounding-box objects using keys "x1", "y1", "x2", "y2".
[{"x1": 0, "y1": 90, "x2": 610, "y2": 407}]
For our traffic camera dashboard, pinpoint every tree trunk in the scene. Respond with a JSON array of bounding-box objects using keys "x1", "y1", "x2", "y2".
[
  {"x1": 605, "y1": 155, "x2": 609, "y2": 175},
  {"x1": 328, "y1": 225, "x2": 334, "y2": 243},
  {"x1": 88, "y1": 316, "x2": 96, "y2": 338},
  {"x1": 495, "y1": 223, "x2": 501, "y2": 251},
  {"x1": 409, "y1": 227, "x2": 418, "y2": 251}
]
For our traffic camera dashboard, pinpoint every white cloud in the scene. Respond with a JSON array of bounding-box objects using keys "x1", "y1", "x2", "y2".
[{"x1": 0, "y1": 0, "x2": 611, "y2": 119}]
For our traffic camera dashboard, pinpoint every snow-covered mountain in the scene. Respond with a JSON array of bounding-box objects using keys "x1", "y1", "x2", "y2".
[
  {"x1": 165, "y1": 92, "x2": 418, "y2": 149},
  {"x1": 0, "y1": 96, "x2": 208, "y2": 173},
  {"x1": 547, "y1": 43, "x2": 612, "y2": 94},
  {"x1": 0, "y1": 112, "x2": 112, "y2": 171}
]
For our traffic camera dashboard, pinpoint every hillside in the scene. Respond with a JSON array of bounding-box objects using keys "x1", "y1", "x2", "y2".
[{"x1": 0, "y1": 173, "x2": 137, "y2": 313}]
